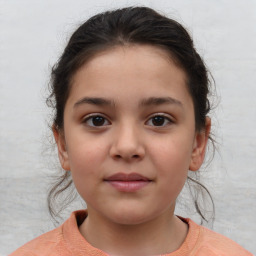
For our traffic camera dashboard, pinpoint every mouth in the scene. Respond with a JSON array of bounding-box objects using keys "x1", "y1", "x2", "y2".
[{"x1": 104, "y1": 173, "x2": 152, "y2": 192}]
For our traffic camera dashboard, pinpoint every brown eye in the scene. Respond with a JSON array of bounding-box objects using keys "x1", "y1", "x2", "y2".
[
  {"x1": 84, "y1": 115, "x2": 110, "y2": 127},
  {"x1": 146, "y1": 115, "x2": 172, "y2": 127},
  {"x1": 152, "y1": 116, "x2": 165, "y2": 126}
]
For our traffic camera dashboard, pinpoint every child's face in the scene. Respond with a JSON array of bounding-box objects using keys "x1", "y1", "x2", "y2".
[{"x1": 55, "y1": 45, "x2": 209, "y2": 225}]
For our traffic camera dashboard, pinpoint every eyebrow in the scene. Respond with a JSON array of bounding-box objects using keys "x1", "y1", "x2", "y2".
[
  {"x1": 74, "y1": 96, "x2": 182, "y2": 108},
  {"x1": 74, "y1": 97, "x2": 115, "y2": 108},
  {"x1": 139, "y1": 97, "x2": 183, "y2": 107}
]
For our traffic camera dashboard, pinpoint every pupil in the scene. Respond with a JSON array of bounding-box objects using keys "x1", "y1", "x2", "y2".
[
  {"x1": 152, "y1": 116, "x2": 164, "y2": 126},
  {"x1": 92, "y1": 116, "x2": 104, "y2": 126}
]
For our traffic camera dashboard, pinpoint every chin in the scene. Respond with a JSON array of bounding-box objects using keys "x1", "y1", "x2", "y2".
[{"x1": 108, "y1": 207, "x2": 158, "y2": 226}]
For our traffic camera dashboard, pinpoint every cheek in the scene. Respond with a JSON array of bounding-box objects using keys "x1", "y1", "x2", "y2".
[
  {"x1": 67, "y1": 141, "x2": 108, "y2": 200},
  {"x1": 151, "y1": 135, "x2": 193, "y2": 169},
  {"x1": 149, "y1": 136, "x2": 193, "y2": 190},
  {"x1": 67, "y1": 134, "x2": 109, "y2": 171}
]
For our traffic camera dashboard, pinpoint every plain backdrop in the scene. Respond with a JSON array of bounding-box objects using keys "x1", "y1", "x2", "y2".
[{"x1": 0, "y1": 0, "x2": 255, "y2": 254}]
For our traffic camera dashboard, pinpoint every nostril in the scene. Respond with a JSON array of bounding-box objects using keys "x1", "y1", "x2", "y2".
[{"x1": 113, "y1": 154, "x2": 140, "y2": 160}]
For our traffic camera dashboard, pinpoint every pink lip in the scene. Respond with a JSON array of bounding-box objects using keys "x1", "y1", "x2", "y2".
[{"x1": 104, "y1": 173, "x2": 152, "y2": 192}]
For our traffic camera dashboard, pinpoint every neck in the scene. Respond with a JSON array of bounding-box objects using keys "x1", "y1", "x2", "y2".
[{"x1": 79, "y1": 208, "x2": 188, "y2": 256}]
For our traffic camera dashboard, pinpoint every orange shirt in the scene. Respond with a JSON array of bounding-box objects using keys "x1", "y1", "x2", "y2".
[{"x1": 10, "y1": 210, "x2": 252, "y2": 256}]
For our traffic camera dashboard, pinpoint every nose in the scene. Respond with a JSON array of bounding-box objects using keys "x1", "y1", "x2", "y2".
[{"x1": 109, "y1": 124, "x2": 145, "y2": 161}]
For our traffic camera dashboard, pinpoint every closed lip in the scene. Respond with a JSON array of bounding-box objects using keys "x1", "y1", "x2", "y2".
[
  {"x1": 104, "y1": 172, "x2": 152, "y2": 182},
  {"x1": 104, "y1": 172, "x2": 152, "y2": 192}
]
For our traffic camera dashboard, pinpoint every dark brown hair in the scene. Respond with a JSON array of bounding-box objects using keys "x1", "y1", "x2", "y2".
[{"x1": 47, "y1": 6, "x2": 215, "y2": 224}]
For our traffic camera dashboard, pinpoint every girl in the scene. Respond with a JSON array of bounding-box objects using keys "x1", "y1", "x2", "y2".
[{"x1": 10, "y1": 6, "x2": 252, "y2": 256}]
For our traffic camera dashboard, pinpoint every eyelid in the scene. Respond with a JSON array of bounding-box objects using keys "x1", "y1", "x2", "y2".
[
  {"x1": 145, "y1": 113, "x2": 174, "y2": 126},
  {"x1": 82, "y1": 113, "x2": 111, "y2": 127}
]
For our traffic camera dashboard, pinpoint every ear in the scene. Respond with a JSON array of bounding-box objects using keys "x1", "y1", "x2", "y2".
[
  {"x1": 189, "y1": 117, "x2": 211, "y2": 171},
  {"x1": 52, "y1": 126, "x2": 70, "y2": 171}
]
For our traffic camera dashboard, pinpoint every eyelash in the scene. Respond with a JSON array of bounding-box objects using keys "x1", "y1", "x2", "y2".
[
  {"x1": 146, "y1": 114, "x2": 173, "y2": 127},
  {"x1": 82, "y1": 114, "x2": 111, "y2": 127},
  {"x1": 82, "y1": 113, "x2": 173, "y2": 128}
]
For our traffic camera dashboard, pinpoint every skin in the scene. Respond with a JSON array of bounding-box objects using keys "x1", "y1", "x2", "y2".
[{"x1": 54, "y1": 45, "x2": 211, "y2": 255}]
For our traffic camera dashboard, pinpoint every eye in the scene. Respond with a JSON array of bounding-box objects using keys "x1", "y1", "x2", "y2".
[
  {"x1": 83, "y1": 115, "x2": 110, "y2": 127},
  {"x1": 146, "y1": 115, "x2": 173, "y2": 127}
]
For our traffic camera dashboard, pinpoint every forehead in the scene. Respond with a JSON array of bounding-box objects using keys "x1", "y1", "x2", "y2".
[
  {"x1": 76, "y1": 45, "x2": 185, "y2": 79},
  {"x1": 68, "y1": 45, "x2": 192, "y2": 108}
]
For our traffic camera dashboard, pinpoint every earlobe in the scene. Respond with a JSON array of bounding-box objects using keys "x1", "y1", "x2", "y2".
[
  {"x1": 189, "y1": 117, "x2": 211, "y2": 171},
  {"x1": 52, "y1": 126, "x2": 70, "y2": 171}
]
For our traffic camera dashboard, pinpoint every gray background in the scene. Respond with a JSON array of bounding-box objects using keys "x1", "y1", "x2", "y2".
[{"x1": 0, "y1": 0, "x2": 255, "y2": 255}]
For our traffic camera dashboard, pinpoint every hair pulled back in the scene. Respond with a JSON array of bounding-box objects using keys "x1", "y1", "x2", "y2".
[{"x1": 47, "y1": 6, "x2": 214, "y2": 223}]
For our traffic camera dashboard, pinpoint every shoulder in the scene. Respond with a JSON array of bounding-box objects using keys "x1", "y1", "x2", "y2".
[
  {"x1": 187, "y1": 218, "x2": 253, "y2": 256},
  {"x1": 9, "y1": 225, "x2": 65, "y2": 256},
  {"x1": 9, "y1": 210, "x2": 90, "y2": 256}
]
